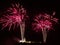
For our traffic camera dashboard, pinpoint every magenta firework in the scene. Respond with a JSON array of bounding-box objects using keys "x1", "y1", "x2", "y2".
[
  {"x1": 0, "y1": 3, "x2": 27, "y2": 31},
  {"x1": 32, "y1": 12, "x2": 58, "y2": 32}
]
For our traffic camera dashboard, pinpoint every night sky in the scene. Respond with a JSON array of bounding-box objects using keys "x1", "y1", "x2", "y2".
[{"x1": 0, "y1": 0, "x2": 60, "y2": 45}]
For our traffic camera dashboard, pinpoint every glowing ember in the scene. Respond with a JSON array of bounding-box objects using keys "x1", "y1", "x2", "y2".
[
  {"x1": 32, "y1": 12, "x2": 58, "y2": 32},
  {"x1": 0, "y1": 3, "x2": 26, "y2": 31}
]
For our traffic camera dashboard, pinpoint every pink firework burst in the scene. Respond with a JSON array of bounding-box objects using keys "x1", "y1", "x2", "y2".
[
  {"x1": 32, "y1": 12, "x2": 58, "y2": 32},
  {"x1": 0, "y1": 3, "x2": 27, "y2": 31}
]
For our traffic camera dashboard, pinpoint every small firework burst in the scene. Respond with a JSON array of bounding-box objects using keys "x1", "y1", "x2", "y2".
[{"x1": 32, "y1": 12, "x2": 58, "y2": 32}]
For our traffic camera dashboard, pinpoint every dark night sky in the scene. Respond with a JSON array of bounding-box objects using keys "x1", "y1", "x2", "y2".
[{"x1": 0, "y1": 0, "x2": 60, "y2": 45}]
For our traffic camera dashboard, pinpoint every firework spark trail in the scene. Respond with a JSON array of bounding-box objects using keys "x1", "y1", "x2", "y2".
[
  {"x1": 32, "y1": 12, "x2": 58, "y2": 43},
  {"x1": 0, "y1": 3, "x2": 27, "y2": 42},
  {"x1": 1, "y1": 15, "x2": 21, "y2": 30}
]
